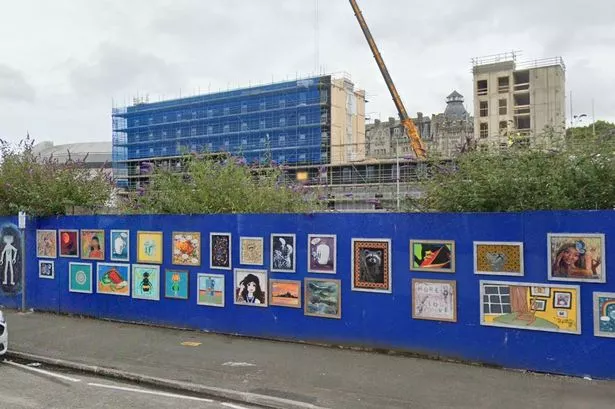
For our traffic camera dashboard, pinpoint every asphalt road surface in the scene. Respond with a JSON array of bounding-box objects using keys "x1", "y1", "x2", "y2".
[{"x1": 0, "y1": 359, "x2": 255, "y2": 409}]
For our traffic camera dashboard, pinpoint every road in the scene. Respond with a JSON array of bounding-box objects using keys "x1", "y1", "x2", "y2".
[{"x1": 0, "y1": 359, "x2": 255, "y2": 409}]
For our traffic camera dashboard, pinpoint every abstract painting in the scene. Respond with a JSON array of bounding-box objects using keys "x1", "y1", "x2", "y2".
[
  {"x1": 110, "y1": 230, "x2": 129, "y2": 262},
  {"x1": 410, "y1": 240, "x2": 455, "y2": 273},
  {"x1": 59, "y1": 229, "x2": 79, "y2": 258},
  {"x1": 270, "y1": 279, "x2": 301, "y2": 308},
  {"x1": 412, "y1": 279, "x2": 457, "y2": 322},
  {"x1": 271, "y1": 233, "x2": 296, "y2": 272},
  {"x1": 234, "y1": 268, "x2": 267, "y2": 307},
  {"x1": 304, "y1": 278, "x2": 341, "y2": 319},
  {"x1": 198, "y1": 273, "x2": 225, "y2": 307},
  {"x1": 210, "y1": 232, "x2": 231, "y2": 270},
  {"x1": 480, "y1": 280, "x2": 580, "y2": 334},
  {"x1": 474, "y1": 241, "x2": 524, "y2": 276},
  {"x1": 36, "y1": 230, "x2": 57, "y2": 259},
  {"x1": 164, "y1": 269, "x2": 189, "y2": 300},
  {"x1": 38, "y1": 260, "x2": 55, "y2": 280},
  {"x1": 0, "y1": 224, "x2": 22, "y2": 294},
  {"x1": 548, "y1": 233, "x2": 605, "y2": 283},
  {"x1": 97, "y1": 263, "x2": 130, "y2": 296},
  {"x1": 137, "y1": 231, "x2": 163, "y2": 264},
  {"x1": 308, "y1": 234, "x2": 336, "y2": 274},
  {"x1": 81, "y1": 229, "x2": 105, "y2": 261},
  {"x1": 172, "y1": 232, "x2": 200, "y2": 266},
  {"x1": 239, "y1": 237, "x2": 264, "y2": 266},
  {"x1": 69, "y1": 262, "x2": 92, "y2": 294},
  {"x1": 351, "y1": 238, "x2": 391, "y2": 293},
  {"x1": 594, "y1": 292, "x2": 615, "y2": 338},
  {"x1": 132, "y1": 264, "x2": 160, "y2": 301}
]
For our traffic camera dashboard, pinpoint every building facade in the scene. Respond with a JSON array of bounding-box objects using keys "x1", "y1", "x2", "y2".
[
  {"x1": 112, "y1": 75, "x2": 365, "y2": 189},
  {"x1": 472, "y1": 52, "x2": 566, "y2": 149}
]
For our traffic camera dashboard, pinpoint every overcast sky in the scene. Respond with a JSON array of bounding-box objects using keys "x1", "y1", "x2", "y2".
[{"x1": 1, "y1": 0, "x2": 613, "y2": 145}]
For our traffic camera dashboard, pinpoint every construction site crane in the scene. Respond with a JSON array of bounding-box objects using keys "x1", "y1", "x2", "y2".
[{"x1": 348, "y1": 0, "x2": 427, "y2": 159}]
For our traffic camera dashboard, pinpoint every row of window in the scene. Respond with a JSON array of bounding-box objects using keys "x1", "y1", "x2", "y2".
[
  {"x1": 479, "y1": 117, "x2": 532, "y2": 138},
  {"x1": 127, "y1": 147, "x2": 328, "y2": 164},
  {"x1": 476, "y1": 71, "x2": 530, "y2": 96}
]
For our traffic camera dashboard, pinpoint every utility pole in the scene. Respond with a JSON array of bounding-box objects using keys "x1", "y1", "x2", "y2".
[{"x1": 592, "y1": 99, "x2": 596, "y2": 138}]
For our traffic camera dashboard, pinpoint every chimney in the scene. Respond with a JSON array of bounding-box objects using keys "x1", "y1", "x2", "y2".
[
  {"x1": 374, "y1": 119, "x2": 380, "y2": 125},
  {"x1": 388, "y1": 117, "x2": 396, "y2": 125}
]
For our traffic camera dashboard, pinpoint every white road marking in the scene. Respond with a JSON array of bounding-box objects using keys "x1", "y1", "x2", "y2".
[
  {"x1": 222, "y1": 403, "x2": 250, "y2": 409},
  {"x1": 4, "y1": 360, "x2": 81, "y2": 383},
  {"x1": 222, "y1": 362, "x2": 256, "y2": 367},
  {"x1": 87, "y1": 382, "x2": 214, "y2": 403}
]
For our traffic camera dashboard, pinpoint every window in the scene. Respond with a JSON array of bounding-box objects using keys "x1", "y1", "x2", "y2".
[
  {"x1": 259, "y1": 101, "x2": 266, "y2": 110},
  {"x1": 278, "y1": 155, "x2": 285, "y2": 162},
  {"x1": 298, "y1": 153, "x2": 306, "y2": 161},
  {"x1": 279, "y1": 117, "x2": 286, "y2": 127},
  {"x1": 163, "y1": 115, "x2": 167, "y2": 122},
  {"x1": 135, "y1": 149, "x2": 140, "y2": 156},
  {"x1": 192, "y1": 111, "x2": 197, "y2": 119},
  {"x1": 162, "y1": 130, "x2": 167, "y2": 138},
  {"x1": 483, "y1": 285, "x2": 511, "y2": 314},
  {"x1": 161, "y1": 147, "x2": 167, "y2": 155},
  {"x1": 342, "y1": 168, "x2": 351, "y2": 183},
  {"x1": 177, "y1": 113, "x2": 182, "y2": 121},
  {"x1": 321, "y1": 112, "x2": 328, "y2": 124},
  {"x1": 190, "y1": 144, "x2": 197, "y2": 152},
  {"x1": 224, "y1": 140, "x2": 230, "y2": 146},
  {"x1": 515, "y1": 116, "x2": 531, "y2": 130},
  {"x1": 299, "y1": 115, "x2": 306, "y2": 125},
  {"x1": 148, "y1": 117, "x2": 153, "y2": 124},
  {"x1": 499, "y1": 99, "x2": 507, "y2": 115},
  {"x1": 513, "y1": 71, "x2": 530, "y2": 91},
  {"x1": 241, "y1": 122, "x2": 248, "y2": 131},
  {"x1": 498, "y1": 77, "x2": 510, "y2": 93},
  {"x1": 260, "y1": 119, "x2": 266, "y2": 129},
  {"x1": 279, "y1": 134, "x2": 286, "y2": 143},
  {"x1": 366, "y1": 166, "x2": 375, "y2": 181},
  {"x1": 191, "y1": 127, "x2": 197, "y2": 136},
  {"x1": 148, "y1": 131, "x2": 154, "y2": 139},
  {"x1": 207, "y1": 142, "x2": 213, "y2": 150},
  {"x1": 477, "y1": 80, "x2": 488, "y2": 96},
  {"x1": 299, "y1": 134, "x2": 306, "y2": 141},
  {"x1": 514, "y1": 94, "x2": 530, "y2": 114},
  {"x1": 479, "y1": 101, "x2": 488, "y2": 117},
  {"x1": 279, "y1": 99, "x2": 286, "y2": 108},
  {"x1": 299, "y1": 93, "x2": 307, "y2": 105},
  {"x1": 207, "y1": 109, "x2": 213, "y2": 118},
  {"x1": 259, "y1": 137, "x2": 266, "y2": 145},
  {"x1": 480, "y1": 122, "x2": 488, "y2": 138},
  {"x1": 223, "y1": 124, "x2": 230, "y2": 133},
  {"x1": 224, "y1": 107, "x2": 230, "y2": 115},
  {"x1": 499, "y1": 121, "x2": 508, "y2": 133},
  {"x1": 320, "y1": 90, "x2": 328, "y2": 103},
  {"x1": 241, "y1": 139, "x2": 247, "y2": 145},
  {"x1": 176, "y1": 129, "x2": 182, "y2": 137},
  {"x1": 207, "y1": 126, "x2": 213, "y2": 135},
  {"x1": 241, "y1": 104, "x2": 247, "y2": 114},
  {"x1": 149, "y1": 147, "x2": 154, "y2": 154},
  {"x1": 134, "y1": 119, "x2": 140, "y2": 126}
]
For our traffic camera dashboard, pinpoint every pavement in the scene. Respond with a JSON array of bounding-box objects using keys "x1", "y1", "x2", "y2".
[{"x1": 5, "y1": 310, "x2": 615, "y2": 409}]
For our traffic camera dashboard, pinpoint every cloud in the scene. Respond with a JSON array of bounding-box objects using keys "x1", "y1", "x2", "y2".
[{"x1": 0, "y1": 65, "x2": 35, "y2": 103}]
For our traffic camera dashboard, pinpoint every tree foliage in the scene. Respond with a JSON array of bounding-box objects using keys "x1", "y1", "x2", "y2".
[
  {"x1": 566, "y1": 120, "x2": 615, "y2": 141},
  {"x1": 119, "y1": 153, "x2": 323, "y2": 214}
]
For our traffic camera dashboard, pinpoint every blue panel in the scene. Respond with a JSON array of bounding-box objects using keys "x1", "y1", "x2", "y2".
[{"x1": 26, "y1": 211, "x2": 615, "y2": 379}]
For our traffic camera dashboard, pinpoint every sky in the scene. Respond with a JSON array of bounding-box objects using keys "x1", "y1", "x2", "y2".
[{"x1": 0, "y1": 0, "x2": 614, "y2": 145}]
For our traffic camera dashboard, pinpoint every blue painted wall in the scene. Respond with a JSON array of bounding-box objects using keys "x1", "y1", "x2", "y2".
[{"x1": 24, "y1": 211, "x2": 615, "y2": 379}]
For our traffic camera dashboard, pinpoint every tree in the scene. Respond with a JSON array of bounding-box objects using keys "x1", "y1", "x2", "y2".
[{"x1": 566, "y1": 120, "x2": 615, "y2": 141}]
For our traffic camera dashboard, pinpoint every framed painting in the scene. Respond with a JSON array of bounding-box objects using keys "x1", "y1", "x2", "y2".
[
  {"x1": 412, "y1": 279, "x2": 457, "y2": 322},
  {"x1": 351, "y1": 238, "x2": 391, "y2": 293},
  {"x1": 594, "y1": 292, "x2": 615, "y2": 338},
  {"x1": 474, "y1": 241, "x2": 524, "y2": 276},
  {"x1": 69, "y1": 262, "x2": 93, "y2": 294},
  {"x1": 234, "y1": 268, "x2": 267, "y2": 307},
  {"x1": 210, "y1": 232, "x2": 231, "y2": 270},
  {"x1": 132, "y1": 264, "x2": 160, "y2": 301},
  {"x1": 548, "y1": 233, "x2": 605, "y2": 283},
  {"x1": 59, "y1": 229, "x2": 79, "y2": 258},
  {"x1": 530, "y1": 286, "x2": 551, "y2": 297},
  {"x1": 164, "y1": 269, "x2": 189, "y2": 300},
  {"x1": 97, "y1": 263, "x2": 130, "y2": 296},
  {"x1": 410, "y1": 240, "x2": 455, "y2": 273},
  {"x1": 172, "y1": 232, "x2": 201, "y2": 266},
  {"x1": 137, "y1": 231, "x2": 163, "y2": 264},
  {"x1": 480, "y1": 280, "x2": 581, "y2": 335},
  {"x1": 110, "y1": 230, "x2": 129, "y2": 262},
  {"x1": 197, "y1": 273, "x2": 225, "y2": 307},
  {"x1": 270, "y1": 279, "x2": 301, "y2": 308},
  {"x1": 239, "y1": 237, "x2": 264, "y2": 266},
  {"x1": 308, "y1": 234, "x2": 336, "y2": 274},
  {"x1": 36, "y1": 230, "x2": 57, "y2": 259},
  {"x1": 38, "y1": 260, "x2": 55, "y2": 280},
  {"x1": 270, "y1": 233, "x2": 296, "y2": 273},
  {"x1": 304, "y1": 278, "x2": 341, "y2": 319},
  {"x1": 81, "y1": 229, "x2": 105, "y2": 261}
]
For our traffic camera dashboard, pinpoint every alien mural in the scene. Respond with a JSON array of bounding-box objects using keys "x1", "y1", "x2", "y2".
[{"x1": 0, "y1": 224, "x2": 23, "y2": 297}]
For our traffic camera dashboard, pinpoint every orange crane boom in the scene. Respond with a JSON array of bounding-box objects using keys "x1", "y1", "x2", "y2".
[{"x1": 348, "y1": 0, "x2": 427, "y2": 159}]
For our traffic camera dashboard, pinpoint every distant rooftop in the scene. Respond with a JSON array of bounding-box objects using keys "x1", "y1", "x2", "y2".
[
  {"x1": 471, "y1": 51, "x2": 565, "y2": 74},
  {"x1": 32, "y1": 141, "x2": 111, "y2": 166}
]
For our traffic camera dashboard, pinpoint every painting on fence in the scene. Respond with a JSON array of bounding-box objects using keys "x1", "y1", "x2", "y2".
[
  {"x1": 173, "y1": 232, "x2": 200, "y2": 266},
  {"x1": 97, "y1": 263, "x2": 130, "y2": 296},
  {"x1": 210, "y1": 233, "x2": 231, "y2": 270},
  {"x1": 36, "y1": 230, "x2": 57, "y2": 259},
  {"x1": 234, "y1": 269, "x2": 267, "y2": 307},
  {"x1": 198, "y1": 273, "x2": 225, "y2": 307},
  {"x1": 81, "y1": 229, "x2": 105, "y2": 261},
  {"x1": 480, "y1": 280, "x2": 580, "y2": 334},
  {"x1": 594, "y1": 292, "x2": 615, "y2": 338},
  {"x1": 271, "y1": 234, "x2": 296, "y2": 272},
  {"x1": 270, "y1": 279, "x2": 301, "y2": 308},
  {"x1": 308, "y1": 234, "x2": 336, "y2": 274},
  {"x1": 239, "y1": 237, "x2": 264, "y2": 266},
  {"x1": 59, "y1": 230, "x2": 79, "y2": 258},
  {"x1": 0, "y1": 224, "x2": 22, "y2": 294},
  {"x1": 410, "y1": 240, "x2": 455, "y2": 273},
  {"x1": 412, "y1": 279, "x2": 457, "y2": 322},
  {"x1": 474, "y1": 242, "x2": 524, "y2": 276},
  {"x1": 164, "y1": 270, "x2": 189, "y2": 300},
  {"x1": 38, "y1": 260, "x2": 55, "y2": 279},
  {"x1": 137, "y1": 231, "x2": 163, "y2": 264},
  {"x1": 110, "y1": 230, "x2": 129, "y2": 262},
  {"x1": 305, "y1": 278, "x2": 341, "y2": 319},
  {"x1": 132, "y1": 264, "x2": 160, "y2": 301},
  {"x1": 69, "y1": 262, "x2": 92, "y2": 294},
  {"x1": 548, "y1": 233, "x2": 605, "y2": 283},
  {"x1": 351, "y1": 238, "x2": 391, "y2": 293}
]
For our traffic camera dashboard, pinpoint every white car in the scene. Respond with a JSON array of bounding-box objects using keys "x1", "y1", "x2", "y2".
[{"x1": 0, "y1": 311, "x2": 7, "y2": 355}]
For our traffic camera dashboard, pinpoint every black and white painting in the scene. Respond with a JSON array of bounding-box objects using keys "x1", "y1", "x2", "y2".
[
  {"x1": 0, "y1": 224, "x2": 22, "y2": 296},
  {"x1": 271, "y1": 234, "x2": 296, "y2": 273}
]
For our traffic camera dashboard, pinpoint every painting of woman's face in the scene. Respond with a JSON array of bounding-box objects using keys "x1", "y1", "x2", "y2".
[
  {"x1": 91, "y1": 237, "x2": 100, "y2": 250},
  {"x1": 247, "y1": 282, "x2": 256, "y2": 293},
  {"x1": 562, "y1": 247, "x2": 579, "y2": 266}
]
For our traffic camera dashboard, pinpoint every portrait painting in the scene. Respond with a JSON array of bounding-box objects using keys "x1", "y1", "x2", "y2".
[
  {"x1": 308, "y1": 234, "x2": 336, "y2": 274},
  {"x1": 81, "y1": 229, "x2": 105, "y2": 261},
  {"x1": 271, "y1": 233, "x2": 296, "y2": 272},
  {"x1": 234, "y1": 268, "x2": 267, "y2": 307},
  {"x1": 132, "y1": 264, "x2": 160, "y2": 301},
  {"x1": 351, "y1": 238, "x2": 391, "y2": 293},
  {"x1": 412, "y1": 279, "x2": 457, "y2": 322},
  {"x1": 36, "y1": 230, "x2": 57, "y2": 259},
  {"x1": 172, "y1": 232, "x2": 200, "y2": 266},
  {"x1": 548, "y1": 233, "x2": 605, "y2": 283},
  {"x1": 69, "y1": 262, "x2": 92, "y2": 294},
  {"x1": 164, "y1": 269, "x2": 189, "y2": 300},
  {"x1": 474, "y1": 241, "x2": 524, "y2": 276},
  {"x1": 59, "y1": 230, "x2": 79, "y2": 258},
  {"x1": 594, "y1": 292, "x2": 615, "y2": 338},
  {"x1": 210, "y1": 232, "x2": 231, "y2": 270},
  {"x1": 239, "y1": 237, "x2": 264, "y2": 266},
  {"x1": 110, "y1": 230, "x2": 129, "y2": 262},
  {"x1": 304, "y1": 278, "x2": 341, "y2": 319},
  {"x1": 410, "y1": 240, "x2": 455, "y2": 273},
  {"x1": 97, "y1": 263, "x2": 130, "y2": 296},
  {"x1": 270, "y1": 279, "x2": 301, "y2": 308},
  {"x1": 198, "y1": 273, "x2": 225, "y2": 307},
  {"x1": 137, "y1": 231, "x2": 163, "y2": 264},
  {"x1": 38, "y1": 260, "x2": 55, "y2": 280}
]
